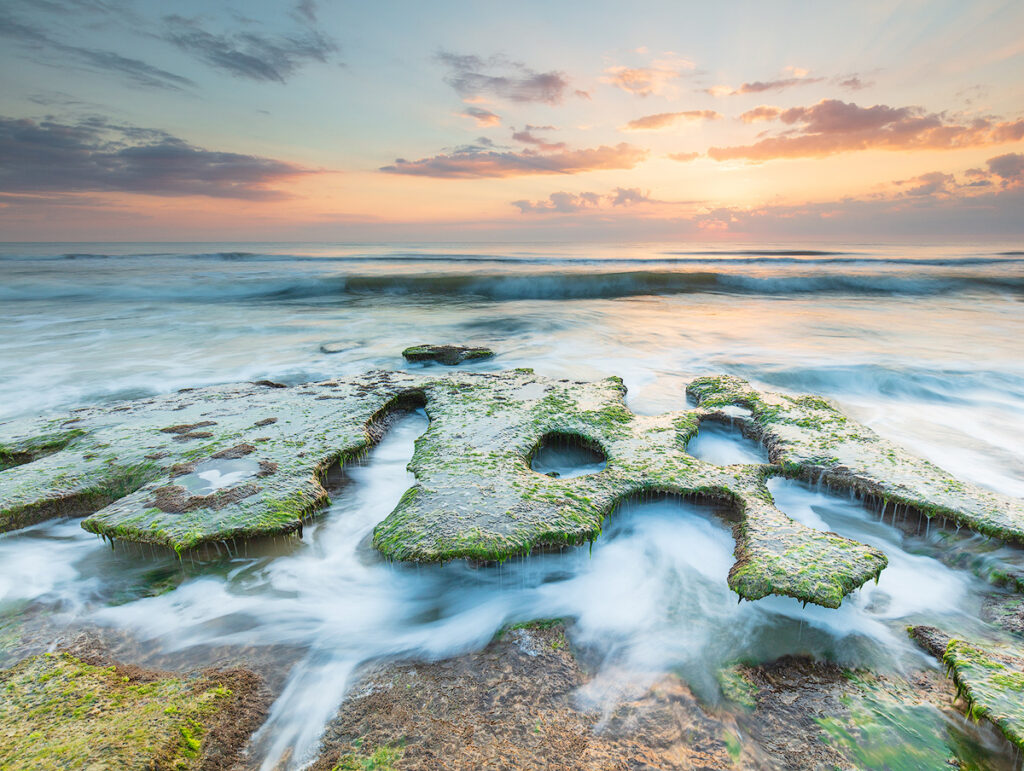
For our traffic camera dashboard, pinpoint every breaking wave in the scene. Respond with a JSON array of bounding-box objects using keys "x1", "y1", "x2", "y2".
[{"x1": 2, "y1": 269, "x2": 1022, "y2": 303}]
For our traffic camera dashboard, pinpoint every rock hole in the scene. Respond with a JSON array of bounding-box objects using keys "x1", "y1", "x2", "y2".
[
  {"x1": 686, "y1": 418, "x2": 767, "y2": 465},
  {"x1": 529, "y1": 432, "x2": 607, "y2": 479}
]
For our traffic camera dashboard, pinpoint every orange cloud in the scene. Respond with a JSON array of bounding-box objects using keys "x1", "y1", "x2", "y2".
[
  {"x1": 667, "y1": 151, "x2": 699, "y2": 162},
  {"x1": 460, "y1": 107, "x2": 500, "y2": 127},
  {"x1": 621, "y1": 110, "x2": 721, "y2": 131},
  {"x1": 739, "y1": 105, "x2": 781, "y2": 123},
  {"x1": 601, "y1": 55, "x2": 695, "y2": 97},
  {"x1": 708, "y1": 99, "x2": 1024, "y2": 161},
  {"x1": 381, "y1": 142, "x2": 648, "y2": 178}
]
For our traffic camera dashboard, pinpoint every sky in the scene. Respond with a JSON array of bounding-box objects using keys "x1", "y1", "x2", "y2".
[{"x1": 0, "y1": 0, "x2": 1022, "y2": 242}]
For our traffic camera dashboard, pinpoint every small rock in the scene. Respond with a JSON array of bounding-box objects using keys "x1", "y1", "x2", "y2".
[{"x1": 402, "y1": 344, "x2": 495, "y2": 366}]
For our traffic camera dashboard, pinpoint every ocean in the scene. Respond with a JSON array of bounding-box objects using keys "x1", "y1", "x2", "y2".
[{"x1": 1, "y1": 241, "x2": 1023, "y2": 768}]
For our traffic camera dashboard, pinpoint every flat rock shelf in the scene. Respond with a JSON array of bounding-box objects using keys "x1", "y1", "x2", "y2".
[{"x1": 2, "y1": 370, "x2": 1022, "y2": 610}]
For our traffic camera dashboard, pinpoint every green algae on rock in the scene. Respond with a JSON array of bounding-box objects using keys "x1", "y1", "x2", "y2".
[
  {"x1": 910, "y1": 625, "x2": 1024, "y2": 751},
  {"x1": 0, "y1": 652, "x2": 262, "y2": 770},
  {"x1": 687, "y1": 374, "x2": 1024, "y2": 545},
  {"x1": 2, "y1": 370, "x2": 1020, "y2": 609},
  {"x1": 401, "y1": 344, "x2": 495, "y2": 365}
]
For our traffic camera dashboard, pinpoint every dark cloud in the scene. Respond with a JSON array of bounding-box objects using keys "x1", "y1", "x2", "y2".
[
  {"x1": 511, "y1": 128, "x2": 566, "y2": 151},
  {"x1": 621, "y1": 110, "x2": 721, "y2": 131},
  {"x1": 293, "y1": 0, "x2": 317, "y2": 23},
  {"x1": 381, "y1": 142, "x2": 647, "y2": 179},
  {"x1": 987, "y1": 153, "x2": 1024, "y2": 182},
  {"x1": 707, "y1": 77, "x2": 823, "y2": 97},
  {"x1": 897, "y1": 171, "x2": 955, "y2": 197},
  {"x1": 735, "y1": 77, "x2": 824, "y2": 94},
  {"x1": 163, "y1": 14, "x2": 337, "y2": 82},
  {"x1": 436, "y1": 52, "x2": 571, "y2": 104},
  {"x1": 0, "y1": 10, "x2": 193, "y2": 91},
  {"x1": 837, "y1": 75, "x2": 872, "y2": 90},
  {"x1": 461, "y1": 107, "x2": 501, "y2": 127},
  {"x1": 709, "y1": 99, "x2": 1024, "y2": 161},
  {"x1": 0, "y1": 116, "x2": 313, "y2": 199}
]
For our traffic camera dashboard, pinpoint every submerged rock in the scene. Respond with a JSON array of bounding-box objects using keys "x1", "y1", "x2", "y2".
[
  {"x1": 402, "y1": 343, "x2": 496, "y2": 365},
  {"x1": 313, "y1": 622, "x2": 745, "y2": 770},
  {"x1": 314, "y1": 627, "x2": 1005, "y2": 771},
  {"x1": 1, "y1": 370, "x2": 1020, "y2": 609},
  {"x1": 910, "y1": 625, "x2": 1024, "y2": 751},
  {"x1": 320, "y1": 342, "x2": 356, "y2": 354},
  {"x1": 0, "y1": 651, "x2": 266, "y2": 770}
]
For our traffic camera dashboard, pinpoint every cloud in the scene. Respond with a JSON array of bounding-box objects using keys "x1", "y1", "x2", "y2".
[
  {"x1": 896, "y1": 171, "x2": 955, "y2": 197},
  {"x1": 0, "y1": 116, "x2": 313, "y2": 199},
  {"x1": 610, "y1": 187, "x2": 653, "y2": 206},
  {"x1": 837, "y1": 75, "x2": 871, "y2": 90},
  {"x1": 667, "y1": 151, "x2": 699, "y2": 162},
  {"x1": 621, "y1": 110, "x2": 721, "y2": 131},
  {"x1": 513, "y1": 186, "x2": 654, "y2": 213},
  {"x1": 987, "y1": 152, "x2": 1024, "y2": 182},
  {"x1": 511, "y1": 128, "x2": 566, "y2": 151},
  {"x1": 381, "y1": 142, "x2": 647, "y2": 179},
  {"x1": 601, "y1": 55, "x2": 696, "y2": 97},
  {"x1": 739, "y1": 106, "x2": 782, "y2": 123},
  {"x1": 163, "y1": 14, "x2": 337, "y2": 82},
  {"x1": 513, "y1": 191, "x2": 602, "y2": 213},
  {"x1": 707, "y1": 76, "x2": 824, "y2": 97},
  {"x1": 691, "y1": 184, "x2": 1024, "y2": 237},
  {"x1": 436, "y1": 52, "x2": 571, "y2": 104},
  {"x1": 293, "y1": 0, "x2": 317, "y2": 23},
  {"x1": 708, "y1": 99, "x2": 1024, "y2": 161},
  {"x1": 461, "y1": 107, "x2": 501, "y2": 127},
  {"x1": 0, "y1": 10, "x2": 193, "y2": 91}
]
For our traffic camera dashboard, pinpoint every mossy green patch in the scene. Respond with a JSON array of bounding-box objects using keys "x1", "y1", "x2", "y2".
[
  {"x1": 0, "y1": 652, "x2": 237, "y2": 770},
  {"x1": 941, "y1": 639, "x2": 1024, "y2": 749},
  {"x1": 816, "y1": 685, "x2": 999, "y2": 770},
  {"x1": 332, "y1": 743, "x2": 403, "y2": 771}
]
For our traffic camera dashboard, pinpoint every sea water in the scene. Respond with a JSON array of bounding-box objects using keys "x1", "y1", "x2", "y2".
[{"x1": 1, "y1": 241, "x2": 1022, "y2": 767}]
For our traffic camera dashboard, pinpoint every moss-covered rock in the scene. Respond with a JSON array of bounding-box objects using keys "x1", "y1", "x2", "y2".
[
  {"x1": 688, "y1": 374, "x2": 1024, "y2": 545},
  {"x1": 401, "y1": 344, "x2": 495, "y2": 365},
  {"x1": 910, "y1": 625, "x2": 1024, "y2": 751},
  {"x1": 0, "y1": 652, "x2": 264, "y2": 770},
  {"x1": 3, "y1": 370, "x2": 1018, "y2": 609}
]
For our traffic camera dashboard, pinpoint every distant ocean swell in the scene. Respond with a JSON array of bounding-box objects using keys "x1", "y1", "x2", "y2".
[
  {"x1": 2, "y1": 251, "x2": 1024, "y2": 267},
  {"x1": 2, "y1": 270, "x2": 1023, "y2": 302}
]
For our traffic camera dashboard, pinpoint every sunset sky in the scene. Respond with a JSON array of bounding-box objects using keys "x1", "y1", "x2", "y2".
[{"x1": 1, "y1": 0, "x2": 1022, "y2": 241}]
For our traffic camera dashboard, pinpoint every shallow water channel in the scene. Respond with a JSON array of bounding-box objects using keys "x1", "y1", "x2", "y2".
[{"x1": 1, "y1": 410, "x2": 1022, "y2": 768}]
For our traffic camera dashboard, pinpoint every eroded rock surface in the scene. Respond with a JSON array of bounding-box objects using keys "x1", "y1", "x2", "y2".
[
  {"x1": 313, "y1": 623, "x2": 747, "y2": 771},
  {"x1": 314, "y1": 626, "x2": 1005, "y2": 771},
  {"x1": 2, "y1": 371, "x2": 1019, "y2": 608}
]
